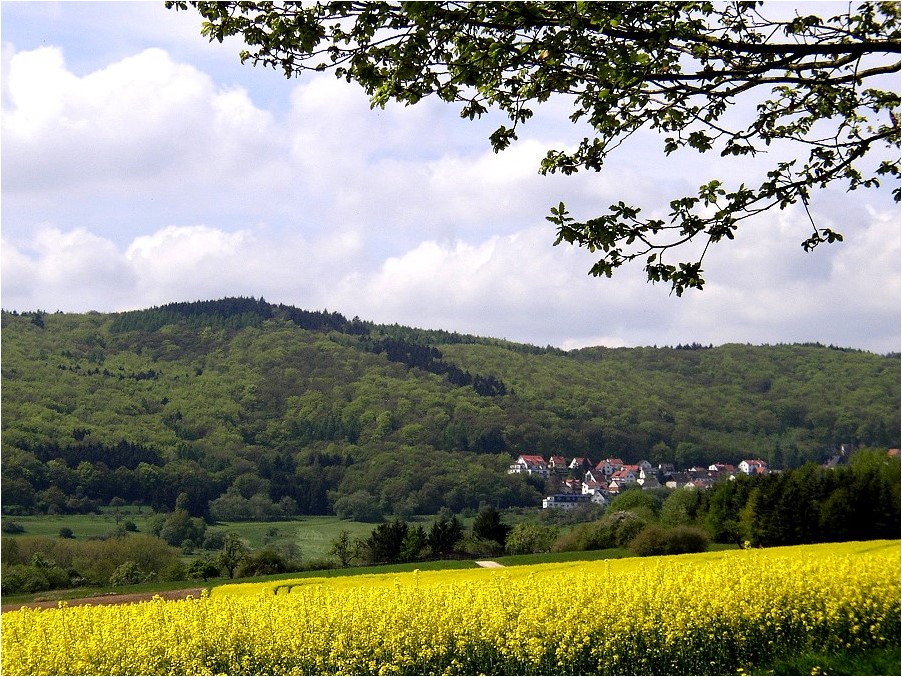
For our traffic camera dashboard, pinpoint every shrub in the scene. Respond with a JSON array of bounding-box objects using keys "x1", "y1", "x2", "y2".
[
  {"x1": 505, "y1": 523, "x2": 559, "y2": 555},
  {"x1": 608, "y1": 490, "x2": 661, "y2": 520},
  {"x1": 552, "y1": 511, "x2": 647, "y2": 552},
  {"x1": 2, "y1": 521, "x2": 25, "y2": 534},
  {"x1": 1, "y1": 564, "x2": 43, "y2": 594},
  {"x1": 109, "y1": 561, "x2": 146, "y2": 586},
  {"x1": 456, "y1": 534, "x2": 503, "y2": 557},
  {"x1": 665, "y1": 525, "x2": 710, "y2": 554},
  {"x1": 186, "y1": 556, "x2": 221, "y2": 581},
  {"x1": 59, "y1": 527, "x2": 75, "y2": 539},
  {"x1": 628, "y1": 525, "x2": 671, "y2": 557},
  {"x1": 18, "y1": 567, "x2": 51, "y2": 593},
  {"x1": 9, "y1": 534, "x2": 182, "y2": 587},
  {"x1": 202, "y1": 531, "x2": 227, "y2": 550},
  {"x1": 629, "y1": 525, "x2": 710, "y2": 557},
  {"x1": 235, "y1": 549, "x2": 291, "y2": 578}
]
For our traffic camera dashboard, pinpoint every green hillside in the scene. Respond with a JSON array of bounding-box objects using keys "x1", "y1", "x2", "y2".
[{"x1": 2, "y1": 298, "x2": 898, "y2": 519}]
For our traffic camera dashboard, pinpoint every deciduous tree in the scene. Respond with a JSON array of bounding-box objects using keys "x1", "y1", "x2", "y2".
[{"x1": 169, "y1": 1, "x2": 900, "y2": 294}]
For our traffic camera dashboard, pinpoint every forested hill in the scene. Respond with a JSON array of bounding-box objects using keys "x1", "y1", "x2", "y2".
[{"x1": 2, "y1": 299, "x2": 899, "y2": 519}]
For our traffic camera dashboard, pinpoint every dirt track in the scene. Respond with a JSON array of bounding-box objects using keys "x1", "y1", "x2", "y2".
[{"x1": 1, "y1": 587, "x2": 206, "y2": 613}]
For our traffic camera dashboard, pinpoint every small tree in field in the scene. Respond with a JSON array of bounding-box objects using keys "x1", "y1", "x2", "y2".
[
  {"x1": 328, "y1": 529, "x2": 354, "y2": 567},
  {"x1": 217, "y1": 532, "x2": 249, "y2": 579}
]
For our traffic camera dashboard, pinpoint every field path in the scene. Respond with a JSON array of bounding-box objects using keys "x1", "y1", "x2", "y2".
[
  {"x1": 474, "y1": 560, "x2": 504, "y2": 568},
  {"x1": 1, "y1": 587, "x2": 206, "y2": 613}
]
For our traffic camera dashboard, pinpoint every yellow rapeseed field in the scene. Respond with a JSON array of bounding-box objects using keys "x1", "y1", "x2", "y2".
[{"x1": 2, "y1": 540, "x2": 898, "y2": 675}]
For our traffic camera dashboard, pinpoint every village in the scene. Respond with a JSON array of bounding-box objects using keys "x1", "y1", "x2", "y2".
[{"x1": 507, "y1": 454, "x2": 770, "y2": 510}]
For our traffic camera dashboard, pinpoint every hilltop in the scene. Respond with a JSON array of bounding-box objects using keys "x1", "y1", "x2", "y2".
[{"x1": 2, "y1": 298, "x2": 899, "y2": 519}]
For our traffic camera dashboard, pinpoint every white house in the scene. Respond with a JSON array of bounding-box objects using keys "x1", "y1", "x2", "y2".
[
  {"x1": 610, "y1": 468, "x2": 637, "y2": 484},
  {"x1": 543, "y1": 494, "x2": 592, "y2": 510},
  {"x1": 596, "y1": 458, "x2": 624, "y2": 475},
  {"x1": 739, "y1": 459, "x2": 768, "y2": 475},
  {"x1": 508, "y1": 455, "x2": 549, "y2": 477}
]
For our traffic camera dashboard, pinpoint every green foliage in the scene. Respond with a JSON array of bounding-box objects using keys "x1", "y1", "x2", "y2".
[
  {"x1": 708, "y1": 451, "x2": 901, "y2": 547},
  {"x1": 235, "y1": 548, "x2": 294, "y2": 578},
  {"x1": 169, "y1": 3, "x2": 900, "y2": 294},
  {"x1": 552, "y1": 511, "x2": 648, "y2": 552},
  {"x1": 108, "y1": 560, "x2": 150, "y2": 586},
  {"x1": 186, "y1": 555, "x2": 221, "y2": 582},
  {"x1": 154, "y1": 509, "x2": 207, "y2": 547},
  {"x1": 1, "y1": 305, "x2": 899, "y2": 526},
  {"x1": 628, "y1": 524, "x2": 710, "y2": 557},
  {"x1": 0, "y1": 533, "x2": 182, "y2": 592},
  {"x1": 659, "y1": 488, "x2": 703, "y2": 527},
  {"x1": 426, "y1": 515, "x2": 464, "y2": 558},
  {"x1": 328, "y1": 530, "x2": 354, "y2": 567},
  {"x1": 472, "y1": 505, "x2": 511, "y2": 547},
  {"x1": 217, "y1": 532, "x2": 249, "y2": 579},
  {"x1": 332, "y1": 490, "x2": 383, "y2": 522},
  {"x1": 504, "y1": 523, "x2": 559, "y2": 555},
  {"x1": 365, "y1": 519, "x2": 409, "y2": 565},
  {"x1": 607, "y1": 488, "x2": 661, "y2": 520},
  {"x1": 753, "y1": 646, "x2": 901, "y2": 677}
]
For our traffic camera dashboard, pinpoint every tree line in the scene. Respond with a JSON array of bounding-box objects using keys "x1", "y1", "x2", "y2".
[{"x1": 2, "y1": 450, "x2": 896, "y2": 596}]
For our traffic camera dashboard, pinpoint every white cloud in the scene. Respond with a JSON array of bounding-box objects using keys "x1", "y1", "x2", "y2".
[
  {"x1": 1, "y1": 6, "x2": 897, "y2": 354},
  {"x1": 1, "y1": 46, "x2": 281, "y2": 203}
]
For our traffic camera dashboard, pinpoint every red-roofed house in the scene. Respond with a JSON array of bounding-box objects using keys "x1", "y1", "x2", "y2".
[
  {"x1": 508, "y1": 455, "x2": 549, "y2": 477},
  {"x1": 568, "y1": 457, "x2": 594, "y2": 472},
  {"x1": 708, "y1": 463, "x2": 737, "y2": 473},
  {"x1": 548, "y1": 455, "x2": 568, "y2": 473},
  {"x1": 611, "y1": 468, "x2": 637, "y2": 484},
  {"x1": 562, "y1": 478, "x2": 582, "y2": 493},
  {"x1": 739, "y1": 459, "x2": 769, "y2": 475},
  {"x1": 596, "y1": 458, "x2": 624, "y2": 475}
]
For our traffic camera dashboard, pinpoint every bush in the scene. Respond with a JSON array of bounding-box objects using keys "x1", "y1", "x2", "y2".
[
  {"x1": 58, "y1": 527, "x2": 75, "y2": 539},
  {"x1": 608, "y1": 490, "x2": 661, "y2": 520},
  {"x1": 186, "y1": 556, "x2": 221, "y2": 581},
  {"x1": 202, "y1": 531, "x2": 227, "y2": 551},
  {"x1": 109, "y1": 561, "x2": 147, "y2": 586},
  {"x1": 235, "y1": 549, "x2": 291, "y2": 578},
  {"x1": 505, "y1": 523, "x2": 559, "y2": 555},
  {"x1": 1, "y1": 564, "x2": 46, "y2": 594},
  {"x1": 332, "y1": 490, "x2": 384, "y2": 522},
  {"x1": 2, "y1": 521, "x2": 25, "y2": 534},
  {"x1": 552, "y1": 511, "x2": 647, "y2": 552},
  {"x1": 457, "y1": 534, "x2": 504, "y2": 557},
  {"x1": 629, "y1": 525, "x2": 710, "y2": 557},
  {"x1": 7, "y1": 534, "x2": 183, "y2": 587}
]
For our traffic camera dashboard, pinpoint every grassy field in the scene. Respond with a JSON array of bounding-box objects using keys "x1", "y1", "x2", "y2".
[
  {"x1": 1, "y1": 510, "x2": 158, "y2": 540},
  {"x1": 1, "y1": 513, "x2": 385, "y2": 560}
]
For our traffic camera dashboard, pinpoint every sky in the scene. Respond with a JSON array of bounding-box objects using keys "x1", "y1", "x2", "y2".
[{"x1": 2, "y1": 1, "x2": 900, "y2": 353}]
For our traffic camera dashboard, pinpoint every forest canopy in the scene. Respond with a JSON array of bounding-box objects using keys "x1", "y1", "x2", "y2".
[{"x1": 2, "y1": 300, "x2": 898, "y2": 519}]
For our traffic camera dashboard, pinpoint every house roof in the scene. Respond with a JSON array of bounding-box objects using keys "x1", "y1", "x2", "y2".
[
  {"x1": 709, "y1": 463, "x2": 736, "y2": 471},
  {"x1": 519, "y1": 454, "x2": 547, "y2": 464}
]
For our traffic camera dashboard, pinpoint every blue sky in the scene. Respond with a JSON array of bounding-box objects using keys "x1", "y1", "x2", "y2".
[{"x1": 2, "y1": 1, "x2": 900, "y2": 352}]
